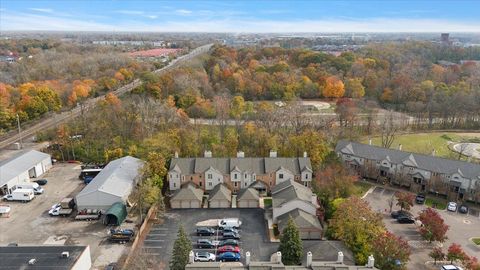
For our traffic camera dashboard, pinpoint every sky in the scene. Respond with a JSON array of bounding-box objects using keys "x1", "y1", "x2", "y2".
[{"x1": 1, "y1": 0, "x2": 480, "y2": 33}]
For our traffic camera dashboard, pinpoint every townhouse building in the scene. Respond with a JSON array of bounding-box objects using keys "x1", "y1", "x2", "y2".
[
  {"x1": 336, "y1": 140, "x2": 480, "y2": 203},
  {"x1": 168, "y1": 151, "x2": 313, "y2": 192}
]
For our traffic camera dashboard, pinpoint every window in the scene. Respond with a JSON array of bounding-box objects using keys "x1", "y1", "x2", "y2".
[
  {"x1": 304, "y1": 182, "x2": 308, "y2": 187},
  {"x1": 305, "y1": 174, "x2": 309, "y2": 179},
  {"x1": 234, "y1": 174, "x2": 237, "y2": 180},
  {"x1": 208, "y1": 174, "x2": 212, "y2": 179},
  {"x1": 279, "y1": 174, "x2": 284, "y2": 179},
  {"x1": 173, "y1": 183, "x2": 176, "y2": 188},
  {"x1": 182, "y1": 176, "x2": 185, "y2": 182},
  {"x1": 245, "y1": 173, "x2": 247, "y2": 178},
  {"x1": 199, "y1": 182, "x2": 202, "y2": 187},
  {"x1": 209, "y1": 182, "x2": 212, "y2": 187},
  {"x1": 190, "y1": 176, "x2": 193, "y2": 180},
  {"x1": 234, "y1": 182, "x2": 237, "y2": 187},
  {"x1": 253, "y1": 175, "x2": 256, "y2": 180}
]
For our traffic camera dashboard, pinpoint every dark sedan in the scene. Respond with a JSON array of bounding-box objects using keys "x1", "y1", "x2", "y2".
[
  {"x1": 33, "y1": 179, "x2": 48, "y2": 185},
  {"x1": 397, "y1": 215, "x2": 415, "y2": 224},
  {"x1": 218, "y1": 239, "x2": 239, "y2": 247},
  {"x1": 222, "y1": 232, "x2": 240, "y2": 240},
  {"x1": 391, "y1": 210, "x2": 412, "y2": 219},
  {"x1": 217, "y1": 252, "x2": 241, "y2": 262},
  {"x1": 458, "y1": 205, "x2": 469, "y2": 214},
  {"x1": 196, "y1": 227, "x2": 215, "y2": 236}
]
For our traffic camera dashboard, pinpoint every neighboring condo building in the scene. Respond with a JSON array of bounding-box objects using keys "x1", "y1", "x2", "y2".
[
  {"x1": 168, "y1": 151, "x2": 312, "y2": 192},
  {"x1": 336, "y1": 140, "x2": 480, "y2": 202}
]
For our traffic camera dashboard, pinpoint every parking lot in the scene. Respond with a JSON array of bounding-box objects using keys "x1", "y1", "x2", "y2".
[
  {"x1": 142, "y1": 208, "x2": 356, "y2": 268},
  {"x1": 365, "y1": 186, "x2": 480, "y2": 269},
  {"x1": 0, "y1": 162, "x2": 131, "y2": 269}
]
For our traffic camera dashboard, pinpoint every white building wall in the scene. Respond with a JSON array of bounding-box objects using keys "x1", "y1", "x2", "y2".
[
  {"x1": 205, "y1": 168, "x2": 223, "y2": 191},
  {"x1": 168, "y1": 172, "x2": 181, "y2": 190},
  {"x1": 71, "y1": 245, "x2": 92, "y2": 270},
  {"x1": 275, "y1": 168, "x2": 294, "y2": 184}
]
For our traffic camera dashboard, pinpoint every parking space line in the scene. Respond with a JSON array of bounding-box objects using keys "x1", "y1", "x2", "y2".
[{"x1": 144, "y1": 239, "x2": 165, "y2": 242}]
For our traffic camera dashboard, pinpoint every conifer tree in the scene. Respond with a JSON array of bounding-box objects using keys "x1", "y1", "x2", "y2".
[
  {"x1": 169, "y1": 224, "x2": 192, "y2": 270},
  {"x1": 278, "y1": 216, "x2": 303, "y2": 265}
]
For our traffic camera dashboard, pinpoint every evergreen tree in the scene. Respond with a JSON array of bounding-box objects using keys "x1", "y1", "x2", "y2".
[
  {"x1": 169, "y1": 224, "x2": 192, "y2": 270},
  {"x1": 278, "y1": 216, "x2": 303, "y2": 265}
]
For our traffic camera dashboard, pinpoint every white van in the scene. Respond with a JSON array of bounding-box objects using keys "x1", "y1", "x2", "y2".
[
  {"x1": 15, "y1": 183, "x2": 44, "y2": 194},
  {"x1": 442, "y1": 265, "x2": 464, "y2": 270},
  {"x1": 218, "y1": 218, "x2": 242, "y2": 229}
]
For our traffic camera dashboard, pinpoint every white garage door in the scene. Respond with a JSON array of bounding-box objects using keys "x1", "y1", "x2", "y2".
[
  {"x1": 209, "y1": 201, "x2": 219, "y2": 208},
  {"x1": 248, "y1": 200, "x2": 258, "y2": 208},
  {"x1": 180, "y1": 200, "x2": 191, "y2": 208},
  {"x1": 191, "y1": 201, "x2": 200, "y2": 208}
]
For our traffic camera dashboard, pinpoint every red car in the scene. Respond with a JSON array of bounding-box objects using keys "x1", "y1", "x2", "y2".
[{"x1": 217, "y1": 245, "x2": 240, "y2": 254}]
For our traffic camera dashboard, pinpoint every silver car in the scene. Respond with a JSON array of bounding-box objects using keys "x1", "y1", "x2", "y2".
[{"x1": 195, "y1": 251, "x2": 216, "y2": 262}]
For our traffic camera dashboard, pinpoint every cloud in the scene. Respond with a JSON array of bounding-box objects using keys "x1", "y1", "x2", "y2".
[
  {"x1": 176, "y1": 9, "x2": 192, "y2": 15},
  {"x1": 113, "y1": 10, "x2": 145, "y2": 15},
  {"x1": 29, "y1": 8, "x2": 54, "y2": 13},
  {"x1": 1, "y1": 11, "x2": 479, "y2": 33}
]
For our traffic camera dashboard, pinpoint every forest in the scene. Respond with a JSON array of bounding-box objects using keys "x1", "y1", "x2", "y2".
[{"x1": 0, "y1": 39, "x2": 154, "y2": 133}]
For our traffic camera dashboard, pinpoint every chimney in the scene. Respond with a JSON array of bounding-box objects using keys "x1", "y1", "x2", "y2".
[
  {"x1": 189, "y1": 251, "x2": 194, "y2": 264},
  {"x1": 276, "y1": 251, "x2": 282, "y2": 263},
  {"x1": 28, "y1": 259, "x2": 37, "y2": 265},
  {"x1": 174, "y1": 151, "x2": 179, "y2": 158},
  {"x1": 204, "y1": 150, "x2": 212, "y2": 158},
  {"x1": 237, "y1": 151, "x2": 245, "y2": 158},
  {"x1": 246, "y1": 251, "x2": 251, "y2": 266},
  {"x1": 369, "y1": 138, "x2": 372, "y2": 145},
  {"x1": 303, "y1": 151, "x2": 307, "y2": 158},
  {"x1": 432, "y1": 149, "x2": 436, "y2": 156},
  {"x1": 61, "y1": 251, "x2": 70, "y2": 258},
  {"x1": 337, "y1": 252, "x2": 344, "y2": 263},
  {"x1": 367, "y1": 255, "x2": 375, "y2": 268},
  {"x1": 306, "y1": 251, "x2": 313, "y2": 267},
  {"x1": 269, "y1": 150, "x2": 277, "y2": 158},
  {"x1": 398, "y1": 144, "x2": 402, "y2": 150}
]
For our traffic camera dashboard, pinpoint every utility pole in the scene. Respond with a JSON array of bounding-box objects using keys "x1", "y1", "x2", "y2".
[{"x1": 16, "y1": 114, "x2": 22, "y2": 149}]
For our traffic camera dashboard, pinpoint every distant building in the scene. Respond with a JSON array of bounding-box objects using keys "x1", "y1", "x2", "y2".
[
  {"x1": 168, "y1": 151, "x2": 312, "y2": 192},
  {"x1": 441, "y1": 33, "x2": 451, "y2": 45},
  {"x1": 0, "y1": 150, "x2": 52, "y2": 195},
  {"x1": 335, "y1": 140, "x2": 480, "y2": 203},
  {"x1": 0, "y1": 245, "x2": 92, "y2": 270}
]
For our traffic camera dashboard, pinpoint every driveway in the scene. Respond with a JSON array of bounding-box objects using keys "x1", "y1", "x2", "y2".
[{"x1": 365, "y1": 186, "x2": 480, "y2": 269}]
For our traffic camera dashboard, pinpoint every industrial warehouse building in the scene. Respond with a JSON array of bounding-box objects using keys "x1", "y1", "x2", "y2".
[
  {"x1": 0, "y1": 245, "x2": 92, "y2": 270},
  {"x1": 75, "y1": 156, "x2": 143, "y2": 213},
  {"x1": 0, "y1": 150, "x2": 52, "y2": 195}
]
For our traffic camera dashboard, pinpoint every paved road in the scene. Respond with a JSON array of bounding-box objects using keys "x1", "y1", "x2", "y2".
[{"x1": 0, "y1": 43, "x2": 213, "y2": 150}]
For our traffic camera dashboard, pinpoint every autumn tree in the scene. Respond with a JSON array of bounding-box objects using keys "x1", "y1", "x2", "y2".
[
  {"x1": 447, "y1": 243, "x2": 467, "y2": 264},
  {"x1": 417, "y1": 208, "x2": 449, "y2": 243},
  {"x1": 395, "y1": 192, "x2": 415, "y2": 211},
  {"x1": 278, "y1": 216, "x2": 303, "y2": 265},
  {"x1": 328, "y1": 197, "x2": 385, "y2": 264},
  {"x1": 323, "y1": 76, "x2": 345, "y2": 98},
  {"x1": 429, "y1": 247, "x2": 445, "y2": 265},
  {"x1": 169, "y1": 225, "x2": 192, "y2": 270},
  {"x1": 345, "y1": 78, "x2": 365, "y2": 98},
  {"x1": 371, "y1": 231, "x2": 411, "y2": 270}
]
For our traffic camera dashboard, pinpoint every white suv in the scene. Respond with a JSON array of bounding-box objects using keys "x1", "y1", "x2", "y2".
[
  {"x1": 195, "y1": 252, "x2": 216, "y2": 262},
  {"x1": 442, "y1": 265, "x2": 464, "y2": 270},
  {"x1": 218, "y1": 218, "x2": 242, "y2": 229}
]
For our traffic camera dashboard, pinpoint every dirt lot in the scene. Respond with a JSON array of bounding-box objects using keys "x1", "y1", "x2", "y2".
[{"x1": 0, "y1": 162, "x2": 131, "y2": 269}]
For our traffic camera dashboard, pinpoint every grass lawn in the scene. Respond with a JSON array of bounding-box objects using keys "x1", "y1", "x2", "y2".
[
  {"x1": 353, "y1": 181, "x2": 373, "y2": 197},
  {"x1": 362, "y1": 132, "x2": 480, "y2": 159},
  {"x1": 472, "y1": 238, "x2": 480, "y2": 245},
  {"x1": 425, "y1": 197, "x2": 447, "y2": 210},
  {"x1": 263, "y1": 198, "x2": 272, "y2": 208}
]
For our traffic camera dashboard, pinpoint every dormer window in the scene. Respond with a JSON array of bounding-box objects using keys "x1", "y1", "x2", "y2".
[
  {"x1": 279, "y1": 174, "x2": 284, "y2": 179},
  {"x1": 208, "y1": 174, "x2": 212, "y2": 179},
  {"x1": 234, "y1": 174, "x2": 238, "y2": 180}
]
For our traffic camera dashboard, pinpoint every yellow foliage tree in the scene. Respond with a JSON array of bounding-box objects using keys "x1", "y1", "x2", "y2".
[{"x1": 323, "y1": 76, "x2": 345, "y2": 98}]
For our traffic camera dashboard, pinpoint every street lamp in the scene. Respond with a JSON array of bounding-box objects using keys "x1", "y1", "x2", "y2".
[{"x1": 16, "y1": 114, "x2": 22, "y2": 149}]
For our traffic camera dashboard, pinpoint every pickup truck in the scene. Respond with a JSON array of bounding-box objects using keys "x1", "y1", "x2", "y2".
[
  {"x1": 109, "y1": 229, "x2": 135, "y2": 243},
  {"x1": 49, "y1": 198, "x2": 75, "y2": 217}
]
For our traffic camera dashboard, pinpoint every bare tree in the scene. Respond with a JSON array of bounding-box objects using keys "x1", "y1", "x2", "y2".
[{"x1": 380, "y1": 111, "x2": 399, "y2": 148}]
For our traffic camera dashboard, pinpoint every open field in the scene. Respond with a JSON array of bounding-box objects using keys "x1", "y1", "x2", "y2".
[{"x1": 363, "y1": 132, "x2": 480, "y2": 159}]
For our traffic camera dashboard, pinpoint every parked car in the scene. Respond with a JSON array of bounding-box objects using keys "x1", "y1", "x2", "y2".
[
  {"x1": 447, "y1": 202, "x2": 458, "y2": 212},
  {"x1": 391, "y1": 210, "x2": 412, "y2": 219},
  {"x1": 218, "y1": 239, "x2": 239, "y2": 247},
  {"x1": 197, "y1": 239, "x2": 215, "y2": 249},
  {"x1": 217, "y1": 245, "x2": 240, "y2": 254},
  {"x1": 197, "y1": 227, "x2": 215, "y2": 236},
  {"x1": 458, "y1": 205, "x2": 469, "y2": 214},
  {"x1": 33, "y1": 179, "x2": 48, "y2": 186},
  {"x1": 441, "y1": 265, "x2": 464, "y2": 270},
  {"x1": 218, "y1": 218, "x2": 242, "y2": 229},
  {"x1": 194, "y1": 251, "x2": 216, "y2": 262},
  {"x1": 415, "y1": 194, "x2": 426, "y2": 204},
  {"x1": 222, "y1": 232, "x2": 240, "y2": 240},
  {"x1": 217, "y1": 252, "x2": 241, "y2": 262},
  {"x1": 222, "y1": 226, "x2": 239, "y2": 234},
  {"x1": 397, "y1": 215, "x2": 415, "y2": 224}
]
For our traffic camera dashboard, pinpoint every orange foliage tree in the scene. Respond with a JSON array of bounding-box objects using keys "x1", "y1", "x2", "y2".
[{"x1": 323, "y1": 76, "x2": 345, "y2": 98}]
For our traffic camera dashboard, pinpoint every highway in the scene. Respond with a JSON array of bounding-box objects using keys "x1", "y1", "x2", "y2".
[{"x1": 0, "y1": 43, "x2": 213, "y2": 150}]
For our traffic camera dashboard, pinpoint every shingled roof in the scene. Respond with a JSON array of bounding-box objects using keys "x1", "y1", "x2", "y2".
[
  {"x1": 272, "y1": 179, "x2": 313, "y2": 208},
  {"x1": 237, "y1": 187, "x2": 260, "y2": 201},
  {"x1": 336, "y1": 140, "x2": 480, "y2": 179},
  {"x1": 171, "y1": 183, "x2": 204, "y2": 202},
  {"x1": 208, "y1": 183, "x2": 232, "y2": 202},
  {"x1": 169, "y1": 157, "x2": 312, "y2": 175},
  {"x1": 277, "y1": 208, "x2": 322, "y2": 232}
]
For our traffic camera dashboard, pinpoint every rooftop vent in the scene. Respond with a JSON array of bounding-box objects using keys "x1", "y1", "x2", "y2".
[
  {"x1": 28, "y1": 259, "x2": 36, "y2": 265},
  {"x1": 61, "y1": 251, "x2": 70, "y2": 258}
]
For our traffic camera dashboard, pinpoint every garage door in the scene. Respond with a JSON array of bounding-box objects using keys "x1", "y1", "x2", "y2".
[
  {"x1": 209, "y1": 201, "x2": 219, "y2": 208},
  {"x1": 220, "y1": 201, "x2": 230, "y2": 208},
  {"x1": 237, "y1": 201, "x2": 246, "y2": 208},
  {"x1": 191, "y1": 201, "x2": 200, "y2": 208},
  {"x1": 180, "y1": 200, "x2": 191, "y2": 208},
  {"x1": 248, "y1": 200, "x2": 258, "y2": 208},
  {"x1": 171, "y1": 201, "x2": 180, "y2": 209}
]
